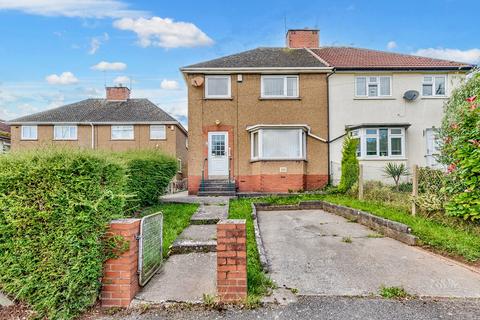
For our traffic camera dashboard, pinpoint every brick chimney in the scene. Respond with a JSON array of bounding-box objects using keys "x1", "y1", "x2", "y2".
[
  {"x1": 286, "y1": 29, "x2": 320, "y2": 48},
  {"x1": 106, "y1": 86, "x2": 130, "y2": 101}
]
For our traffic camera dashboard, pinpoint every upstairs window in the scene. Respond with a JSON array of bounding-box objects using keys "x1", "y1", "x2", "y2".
[
  {"x1": 150, "y1": 125, "x2": 166, "y2": 140},
  {"x1": 21, "y1": 125, "x2": 37, "y2": 140},
  {"x1": 422, "y1": 75, "x2": 446, "y2": 96},
  {"x1": 205, "y1": 75, "x2": 231, "y2": 98},
  {"x1": 261, "y1": 75, "x2": 299, "y2": 98},
  {"x1": 355, "y1": 76, "x2": 391, "y2": 97},
  {"x1": 251, "y1": 128, "x2": 305, "y2": 160},
  {"x1": 111, "y1": 125, "x2": 134, "y2": 140},
  {"x1": 54, "y1": 125, "x2": 77, "y2": 140}
]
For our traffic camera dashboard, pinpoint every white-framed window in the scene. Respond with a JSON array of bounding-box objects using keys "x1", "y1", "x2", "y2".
[
  {"x1": 185, "y1": 138, "x2": 188, "y2": 149},
  {"x1": 111, "y1": 125, "x2": 134, "y2": 140},
  {"x1": 54, "y1": 125, "x2": 77, "y2": 140},
  {"x1": 422, "y1": 75, "x2": 446, "y2": 96},
  {"x1": 261, "y1": 75, "x2": 299, "y2": 98},
  {"x1": 355, "y1": 76, "x2": 392, "y2": 97},
  {"x1": 251, "y1": 128, "x2": 306, "y2": 160},
  {"x1": 425, "y1": 128, "x2": 441, "y2": 167},
  {"x1": 353, "y1": 127, "x2": 405, "y2": 158},
  {"x1": 150, "y1": 125, "x2": 166, "y2": 140},
  {"x1": 205, "y1": 75, "x2": 231, "y2": 98},
  {"x1": 21, "y1": 125, "x2": 37, "y2": 140}
]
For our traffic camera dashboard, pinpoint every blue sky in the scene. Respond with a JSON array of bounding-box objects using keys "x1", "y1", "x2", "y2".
[{"x1": 0, "y1": 0, "x2": 479, "y2": 126}]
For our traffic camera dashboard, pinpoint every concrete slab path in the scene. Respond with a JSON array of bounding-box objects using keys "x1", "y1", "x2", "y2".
[
  {"x1": 161, "y1": 191, "x2": 232, "y2": 205},
  {"x1": 170, "y1": 225, "x2": 217, "y2": 254},
  {"x1": 191, "y1": 203, "x2": 228, "y2": 224},
  {"x1": 258, "y1": 209, "x2": 480, "y2": 298}
]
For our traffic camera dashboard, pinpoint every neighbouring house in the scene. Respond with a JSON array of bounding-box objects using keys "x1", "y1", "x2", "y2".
[
  {"x1": 8, "y1": 86, "x2": 188, "y2": 179},
  {"x1": 0, "y1": 120, "x2": 11, "y2": 153},
  {"x1": 181, "y1": 29, "x2": 331, "y2": 195},
  {"x1": 182, "y1": 29, "x2": 474, "y2": 194}
]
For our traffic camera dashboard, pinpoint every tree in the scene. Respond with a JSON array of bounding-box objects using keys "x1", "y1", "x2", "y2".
[
  {"x1": 383, "y1": 162, "x2": 409, "y2": 191},
  {"x1": 338, "y1": 135, "x2": 359, "y2": 193}
]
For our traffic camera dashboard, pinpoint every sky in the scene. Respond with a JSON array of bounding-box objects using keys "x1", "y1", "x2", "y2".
[{"x1": 0, "y1": 0, "x2": 479, "y2": 126}]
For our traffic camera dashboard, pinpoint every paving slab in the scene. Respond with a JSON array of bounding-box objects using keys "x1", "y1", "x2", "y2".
[
  {"x1": 258, "y1": 209, "x2": 480, "y2": 298},
  {"x1": 0, "y1": 292, "x2": 13, "y2": 307},
  {"x1": 134, "y1": 253, "x2": 216, "y2": 304},
  {"x1": 170, "y1": 225, "x2": 217, "y2": 254},
  {"x1": 161, "y1": 191, "x2": 231, "y2": 205},
  {"x1": 191, "y1": 204, "x2": 228, "y2": 224}
]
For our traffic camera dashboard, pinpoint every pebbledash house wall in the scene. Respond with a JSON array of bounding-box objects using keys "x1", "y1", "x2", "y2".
[
  {"x1": 187, "y1": 73, "x2": 329, "y2": 194},
  {"x1": 10, "y1": 123, "x2": 188, "y2": 177}
]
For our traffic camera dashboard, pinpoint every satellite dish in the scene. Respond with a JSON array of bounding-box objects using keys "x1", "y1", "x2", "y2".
[
  {"x1": 191, "y1": 76, "x2": 204, "y2": 87},
  {"x1": 403, "y1": 90, "x2": 419, "y2": 101}
]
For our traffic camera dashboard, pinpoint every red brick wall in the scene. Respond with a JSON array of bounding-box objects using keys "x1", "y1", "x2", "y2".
[
  {"x1": 106, "y1": 86, "x2": 130, "y2": 100},
  {"x1": 217, "y1": 220, "x2": 247, "y2": 302},
  {"x1": 238, "y1": 174, "x2": 328, "y2": 192},
  {"x1": 286, "y1": 30, "x2": 319, "y2": 48},
  {"x1": 101, "y1": 219, "x2": 140, "y2": 307}
]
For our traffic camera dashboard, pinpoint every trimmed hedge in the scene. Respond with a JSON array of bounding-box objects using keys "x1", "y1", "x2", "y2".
[
  {"x1": 0, "y1": 149, "x2": 126, "y2": 319},
  {"x1": 115, "y1": 150, "x2": 178, "y2": 212}
]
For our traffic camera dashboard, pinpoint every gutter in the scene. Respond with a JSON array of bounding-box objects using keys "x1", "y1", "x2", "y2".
[{"x1": 179, "y1": 66, "x2": 333, "y2": 74}]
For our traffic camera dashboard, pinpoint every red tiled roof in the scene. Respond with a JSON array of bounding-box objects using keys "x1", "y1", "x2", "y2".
[
  {"x1": 311, "y1": 47, "x2": 472, "y2": 69},
  {"x1": 0, "y1": 120, "x2": 10, "y2": 134}
]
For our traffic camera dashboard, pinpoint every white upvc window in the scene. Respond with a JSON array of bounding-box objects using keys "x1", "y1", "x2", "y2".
[
  {"x1": 355, "y1": 76, "x2": 392, "y2": 97},
  {"x1": 177, "y1": 158, "x2": 182, "y2": 173},
  {"x1": 54, "y1": 125, "x2": 77, "y2": 140},
  {"x1": 251, "y1": 128, "x2": 306, "y2": 160},
  {"x1": 21, "y1": 125, "x2": 38, "y2": 140},
  {"x1": 422, "y1": 75, "x2": 446, "y2": 96},
  {"x1": 205, "y1": 75, "x2": 231, "y2": 98},
  {"x1": 261, "y1": 75, "x2": 299, "y2": 98},
  {"x1": 111, "y1": 125, "x2": 134, "y2": 140},
  {"x1": 354, "y1": 127, "x2": 405, "y2": 158},
  {"x1": 150, "y1": 125, "x2": 166, "y2": 140}
]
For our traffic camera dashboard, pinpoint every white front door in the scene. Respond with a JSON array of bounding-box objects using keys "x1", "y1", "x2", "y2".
[{"x1": 208, "y1": 132, "x2": 229, "y2": 178}]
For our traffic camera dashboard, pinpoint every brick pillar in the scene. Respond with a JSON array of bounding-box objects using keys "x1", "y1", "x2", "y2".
[
  {"x1": 101, "y1": 218, "x2": 141, "y2": 307},
  {"x1": 217, "y1": 219, "x2": 247, "y2": 302}
]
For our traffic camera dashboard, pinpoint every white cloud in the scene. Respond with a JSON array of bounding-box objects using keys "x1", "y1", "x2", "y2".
[
  {"x1": 91, "y1": 61, "x2": 127, "y2": 71},
  {"x1": 0, "y1": 0, "x2": 146, "y2": 18},
  {"x1": 114, "y1": 75, "x2": 130, "y2": 85},
  {"x1": 160, "y1": 79, "x2": 179, "y2": 90},
  {"x1": 413, "y1": 48, "x2": 480, "y2": 64},
  {"x1": 89, "y1": 32, "x2": 109, "y2": 55},
  {"x1": 45, "y1": 71, "x2": 79, "y2": 85},
  {"x1": 387, "y1": 41, "x2": 397, "y2": 50},
  {"x1": 113, "y1": 16, "x2": 214, "y2": 48}
]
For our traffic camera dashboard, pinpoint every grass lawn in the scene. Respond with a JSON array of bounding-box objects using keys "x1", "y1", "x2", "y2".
[{"x1": 140, "y1": 203, "x2": 199, "y2": 258}]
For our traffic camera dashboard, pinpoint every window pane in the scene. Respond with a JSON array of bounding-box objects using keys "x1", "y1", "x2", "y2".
[
  {"x1": 379, "y1": 128, "x2": 388, "y2": 156},
  {"x1": 423, "y1": 84, "x2": 433, "y2": 96},
  {"x1": 424, "y1": 76, "x2": 433, "y2": 83},
  {"x1": 356, "y1": 77, "x2": 366, "y2": 96},
  {"x1": 252, "y1": 132, "x2": 258, "y2": 158},
  {"x1": 211, "y1": 134, "x2": 225, "y2": 156},
  {"x1": 263, "y1": 77, "x2": 284, "y2": 96},
  {"x1": 390, "y1": 128, "x2": 402, "y2": 134},
  {"x1": 366, "y1": 129, "x2": 377, "y2": 135},
  {"x1": 112, "y1": 125, "x2": 133, "y2": 139},
  {"x1": 368, "y1": 84, "x2": 378, "y2": 96},
  {"x1": 435, "y1": 76, "x2": 446, "y2": 95},
  {"x1": 354, "y1": 138, "x2": 361, "y2": 157},
  {"x1": 366, "y1": 137, "x2": 377, "y2": 156},
  {"x1": 391, "y1": 137, "x2": 402, "y2": 155},
  {"x1": 207, "y1": 77, "x2": 229, "y2": 96},
  {"x1": 286, "y1": 77, "x2": 298, "y2": 97},
  {"x1": 150, "y1": 125, "x2": 166, "y2": 139},
  {"x1": 262, "y1": 129, "x2": 301, "y2": 159},
  {"x1": 380, "y1": 77, "x2": 391, "y2": 95},
  {"x1": 22, "y1": 126, "x2": 37, "y2": 139}
]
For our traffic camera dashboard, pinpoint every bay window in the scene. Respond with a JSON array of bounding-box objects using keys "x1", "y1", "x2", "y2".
[
  {"x1": 251, "y1": 128, "x2": 306, "y2": 160},
  {"x1": 422, "y1": 75, "x2": 446, "y2": 96},
  {"x1": 54, "y1": 125, "x2": 77, "y2": 140},
  {"x1": 261, "y1": 75, "x2": 299, "y2": 98},
  {"x1": 355, "y1": 76, "x2": 392, "y2": 97},
  {"x1": 351, "y1": 127, "x2": 405, "y2": 158},
  {"x1": 111, "y1": 125, "x2": 134, "y2": 140},
  {"x1": 205, "y1": 75, "x2": 231, "y2": 98}
]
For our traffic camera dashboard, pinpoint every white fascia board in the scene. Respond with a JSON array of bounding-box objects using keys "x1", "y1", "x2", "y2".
[{"x1": 180, "y1": 67, "x2": 333, "y2": 74}]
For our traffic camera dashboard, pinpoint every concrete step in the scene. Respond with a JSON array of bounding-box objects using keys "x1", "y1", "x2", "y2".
[
  {"x1": 169, "y1": 225, "x2": 217, "y2": 254},
  {"x1": 190, "y1": 203, "x2": 229, "y2": 225},
  {"x1": 198, "y1": 191, "x2": 236, "y2": 196},
  {"x1": 200, "y1": 186, "x2": 236, "y2": 191}
]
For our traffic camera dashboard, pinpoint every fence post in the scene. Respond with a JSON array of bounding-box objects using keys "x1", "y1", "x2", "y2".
[
  {"x1": 358, "y1": 164, "x2": 364, "y2": 200},
  {"x1": 411, "y1": 165, "x2": 418, "y2": 216}
]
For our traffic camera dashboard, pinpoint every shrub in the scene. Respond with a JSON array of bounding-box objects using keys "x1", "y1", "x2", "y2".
[
  {"x1": 115, "y1": 150, "x2": 178, "y2": 213},
  {"x1": 338, "y1": 135, "x2": 359, "y2": 193},
  {"x1": 440, "y1": 71, "x2": 480, "y2": 221},
  {"x1": 383, "y1": 163, "x2": 409, "y2": 191},
  {"x1": 412, "y1": 167, "x2": 448, "y2": 215},
  {"x1": 0, "y1": 149, "x2": 126, "y2": 319}
]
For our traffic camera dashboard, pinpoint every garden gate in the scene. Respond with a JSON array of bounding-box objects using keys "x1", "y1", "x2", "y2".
[{"x1": 138, "y1": 212, "x2": 163, "y2": 286}]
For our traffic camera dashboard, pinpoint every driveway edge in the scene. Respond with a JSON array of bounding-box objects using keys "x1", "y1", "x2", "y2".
[{"x1": 251, "y1": 203, "x2": 270, "y2": 272}]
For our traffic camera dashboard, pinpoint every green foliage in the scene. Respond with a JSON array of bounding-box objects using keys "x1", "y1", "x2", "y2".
[
  {"x1": 116, "y1": 150, "x2": 178, "y2": 213},
  {"x1": 0, "y1": 149, "x2": 126, "y2": 319},
  {"x1": 348, "y1": 180, "x2": 410, "y2": 212},
  {"x1": 440, "y1": 71, "x2": 480, "y2": 221},
  {"x1": 379, "y1": 286, "x2": 411, "y2": 299},
  {"x1": 338, "y1": 135, "x2": 359, "y2": 193},
  {"x1": 382, "y1": 163, "x2": 409, "y2": 190}
]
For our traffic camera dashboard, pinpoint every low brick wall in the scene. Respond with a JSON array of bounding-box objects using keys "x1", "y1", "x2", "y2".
[
  {"x1": 101, "y1": 218, "x2": 141, "y2": 308},
  {"x1": 217, "y1": 219, "x2": 247, "y2": 302}
]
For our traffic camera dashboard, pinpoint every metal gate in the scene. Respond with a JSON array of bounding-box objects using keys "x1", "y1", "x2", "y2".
[{"x1": 138, "y1": 212, "x2": 163, "y2": 286}]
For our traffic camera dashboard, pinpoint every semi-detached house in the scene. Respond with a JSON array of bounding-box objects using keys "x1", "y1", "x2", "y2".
[{"x1": 182, "y1": 29, "x2": 473, "y2": 195}]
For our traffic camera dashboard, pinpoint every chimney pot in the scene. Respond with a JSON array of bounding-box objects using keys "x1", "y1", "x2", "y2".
[
  {"x1": 106, "y1": 86, "x2": 130, "y2": 101},
  {"x1": 286, "y1": 29, "x2": 320, "y2": 48}
]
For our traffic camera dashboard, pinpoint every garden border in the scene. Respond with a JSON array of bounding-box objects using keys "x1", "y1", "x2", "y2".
[
  {"x1": 251, "y1": 203, "x2": 270, "y2": 272},
  {"x1": 253, "y1": 200, "x2": 418, "y2": 246}
]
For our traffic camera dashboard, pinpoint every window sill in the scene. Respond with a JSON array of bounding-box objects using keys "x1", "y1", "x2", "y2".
[
  {"x1": 258, "y1": 97, "x2": 301, "y2": 100},
  {"x1": 53, "y1": 139, "x2": 78, "y2": 141},
  {"x1": 250, "y1": 158, "x2": 307, "y2": 163},
  {"x1": 358, "y1": 157, "x2": 407, "y2": 161},
  {"x1": 204, "y1": 97, "x2": 233, "y2": 100},
  {"x1": 20, "y1": 139, "x2": 38, "y2": 141},
  {"x1": 150, "y1": 138, "x2": 167, "y2": 141},
  {"x1": 421, "y1": 96, "x2": 448, "y2": 100},
  {"x1": 110, "y1": 139, "x2": 135, "y2": 141},
  {"x1": 354, "y1": 97, "x2": 396, "y2": 100}
]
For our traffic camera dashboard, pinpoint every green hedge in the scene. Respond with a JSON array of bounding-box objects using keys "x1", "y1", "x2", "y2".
[
  {"x1": 0, "y1": 149, "x2": 126, "y2": 319},
  {"x1": 115, "y1": 150, "x2": 178, "y2": 212}
]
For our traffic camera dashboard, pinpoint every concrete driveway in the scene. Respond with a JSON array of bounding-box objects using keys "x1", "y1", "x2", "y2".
[{"x1": 258, "y1": 209, "x2": 480, "y2": 297}]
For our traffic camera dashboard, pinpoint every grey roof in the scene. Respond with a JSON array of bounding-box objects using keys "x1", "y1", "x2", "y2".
[
  {"x1": 10, "y1": 99, "x2": 179, "y2": 124},
  {"x1": 182, "y1": 47, "x2": 328, "y2": 69}
]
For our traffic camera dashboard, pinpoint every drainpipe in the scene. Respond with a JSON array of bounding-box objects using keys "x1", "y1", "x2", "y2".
[
  {"x1": 89, "y1": 122, "x2": 95, "y2": 149},
  {"x1": 326, "y1": 68, "x2": 336, "y2": 185}
]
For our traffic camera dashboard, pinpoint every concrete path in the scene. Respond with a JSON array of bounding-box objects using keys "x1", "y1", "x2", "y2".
[
  {"x1": 161, "y1": 191, "x2": 232, "y2": 205},
  {"x1": 170, "y1": 225, "x2": 217, "y2": 254},
  {"x1": 258, "y1": 209, "x2": 480, "y2": 298},
  {"x1": 191, "y1": 203, "x2": 228, "y2": 224}
]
